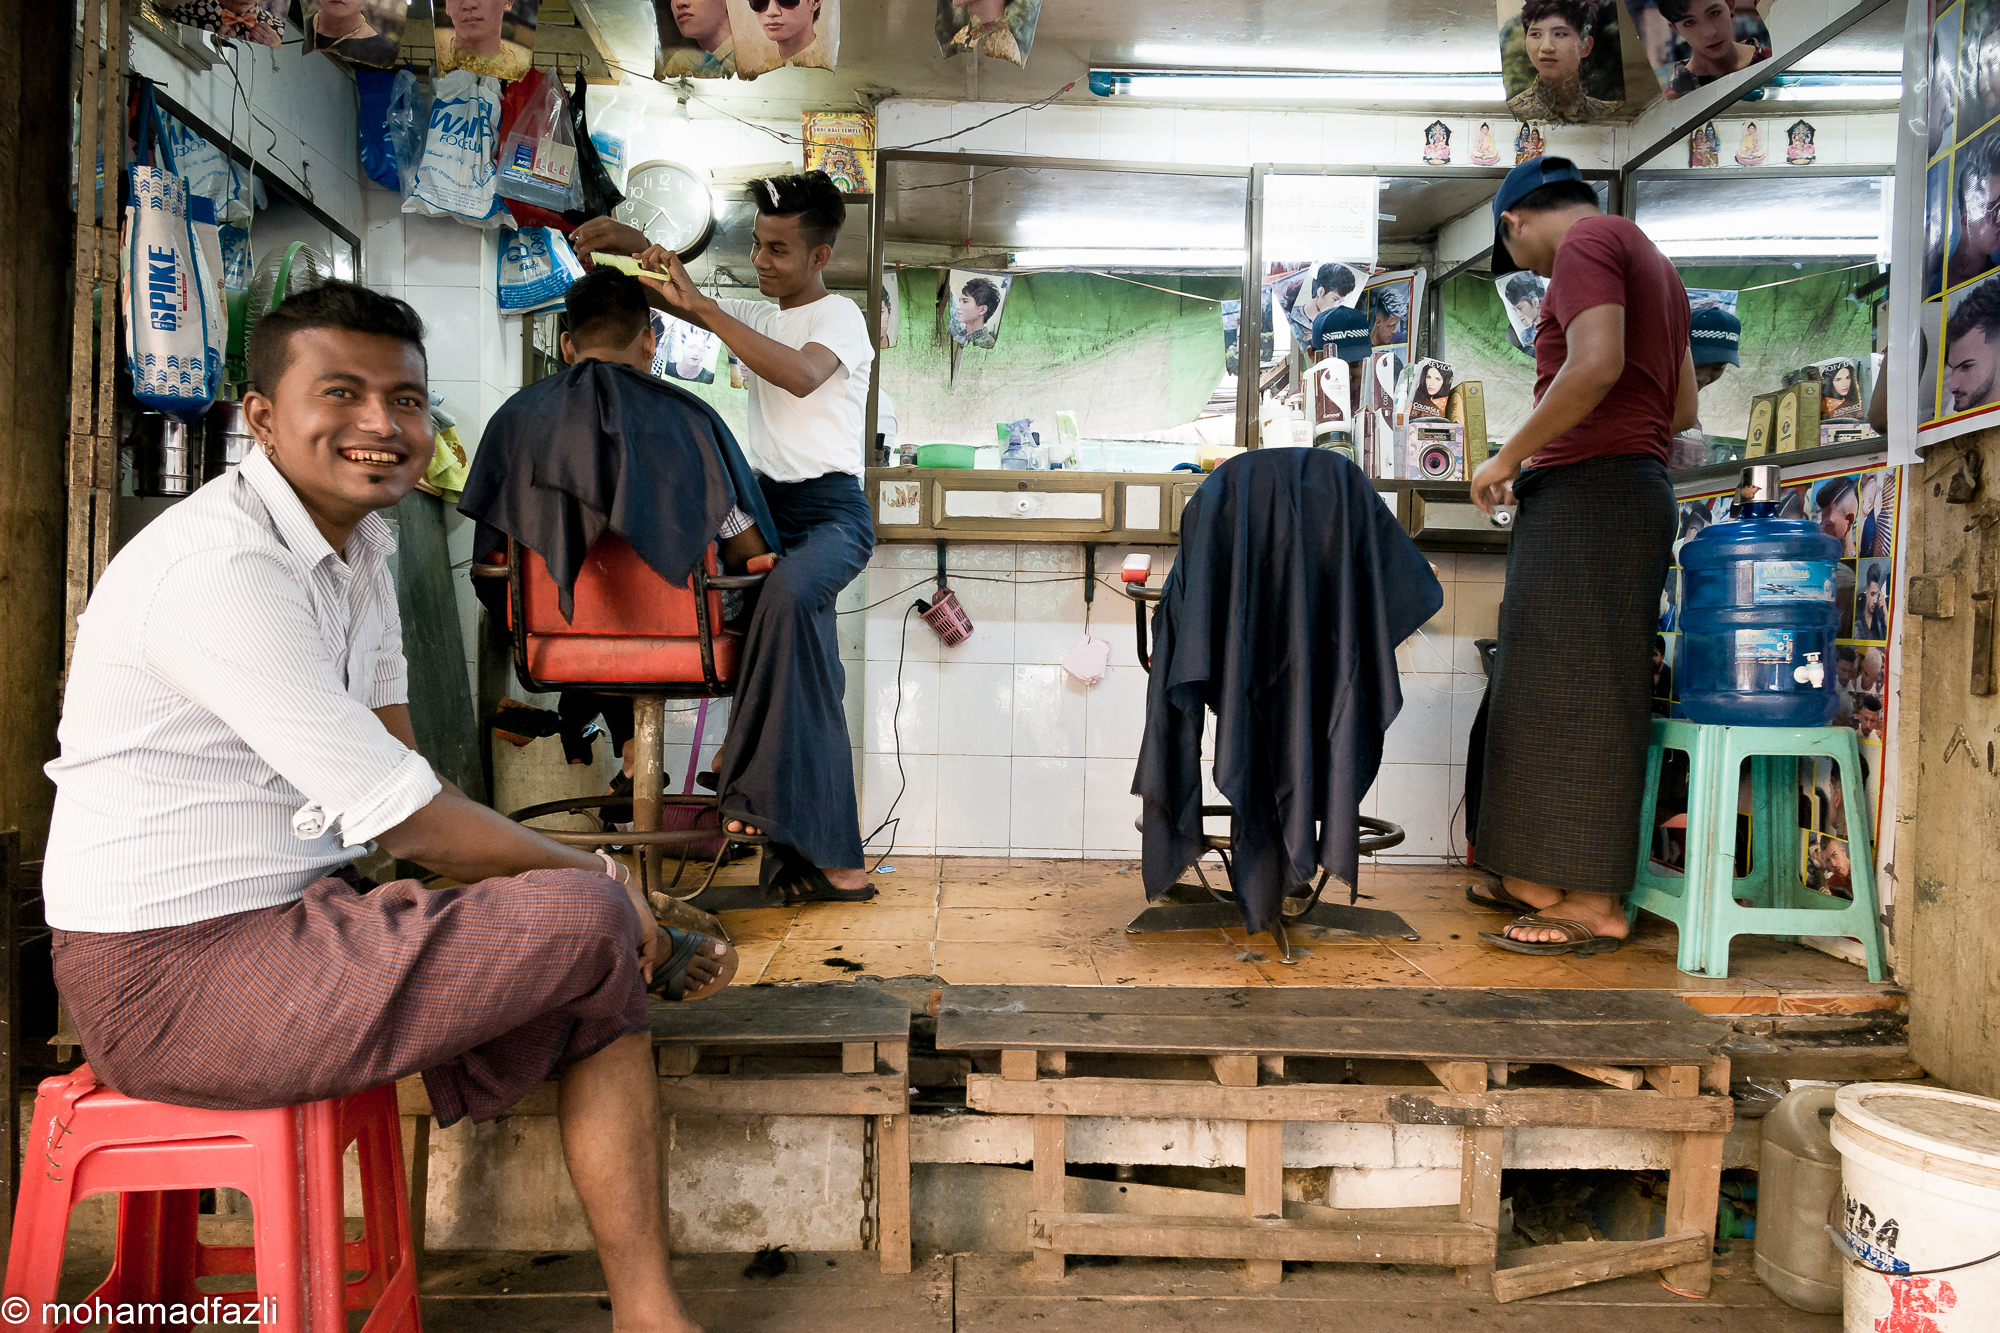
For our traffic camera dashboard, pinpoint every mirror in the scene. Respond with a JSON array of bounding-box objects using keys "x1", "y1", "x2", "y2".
[{"x1": 871, "y1": 154, "x2": 1250, "y2": 470}]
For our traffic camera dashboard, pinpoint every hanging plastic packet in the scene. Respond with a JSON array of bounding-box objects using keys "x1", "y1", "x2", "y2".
[
  {"x1": 1060, "y1": 636, "x2": 1112, "y2": 686},
  {"x1": 404, "y1": 70, "x2": 509, "y2": 228},
  {"x1": 563, "y1": 70, "x2": 625, "y2": 226},
  {"x1": 498, "y1": 226, "x2": 585, "y2": 314},
  {"x1": 384, "y1": 69, "x2": 430, "y2": 201},
  {"x1": 495, "y1": 70, "x2": 583, "y2": 215},
  {"x1": 122, "y1": 82, "x2": 225, "y2": 423}
]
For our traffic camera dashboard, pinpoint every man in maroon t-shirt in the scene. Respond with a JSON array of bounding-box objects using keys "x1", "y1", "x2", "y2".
[{"x1": 1468, "y1": 157, "x2": 1698, "y2": 957}]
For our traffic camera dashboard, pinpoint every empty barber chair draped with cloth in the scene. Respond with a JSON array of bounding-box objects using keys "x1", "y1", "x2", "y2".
[{"x1": 1130, "y1": 448, "x2": 1444, "y2": 961}]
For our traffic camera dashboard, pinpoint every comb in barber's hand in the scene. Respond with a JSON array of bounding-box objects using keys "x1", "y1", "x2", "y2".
[{"x1": 590, "y1": 252, "x2": 674, "y2": 281}]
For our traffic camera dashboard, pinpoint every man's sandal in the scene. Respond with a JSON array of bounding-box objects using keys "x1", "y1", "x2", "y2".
[
  {"x1": 1465, "y1": 881, "x2": 1538, "y2": 913},
  {"x1": 781, "y1": 865, "x2": 877, "y2": 904},
  {"x1": 1478, "y1": 914, "x2": 1624, "y2": 956},
  {"x1": 650, "y1": 927, "x2": 734, "y2": 1001}
]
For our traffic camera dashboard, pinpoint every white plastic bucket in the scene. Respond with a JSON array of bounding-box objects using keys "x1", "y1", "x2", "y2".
[{"x1": 1828, "y1": 1083, "x2": 2000, "y2": 1332}]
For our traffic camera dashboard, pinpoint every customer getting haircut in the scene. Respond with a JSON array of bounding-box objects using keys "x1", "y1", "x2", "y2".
[
  {"x1": 960, "y1": 276, "x2": 1003, "y2": 322},
  {"x1": 246, "y1": 280, "x2": 428, "y2": 396},
  {"x1": 561, "y1": 268, "x2": 652, "y2": 349},
  {"x1": 749, "y1": 170, "x2": 847, "y2": 249}
]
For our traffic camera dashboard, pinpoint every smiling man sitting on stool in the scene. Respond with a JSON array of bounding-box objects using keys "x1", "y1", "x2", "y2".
[{"x1": 44, "y1": 283, "x2": 733, "y2": 1333}]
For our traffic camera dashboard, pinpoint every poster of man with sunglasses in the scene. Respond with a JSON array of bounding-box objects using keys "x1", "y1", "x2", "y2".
[
  {"x1": 1948, "y1": 123, "x2": 2000, "y2": 293},
  {"x1": 731, "y1": 0, "x2": 838, "y2": 75}
]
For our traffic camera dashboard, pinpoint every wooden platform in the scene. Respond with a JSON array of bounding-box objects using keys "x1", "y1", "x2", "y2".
[
  {"x1": 936, "y1": 985, "x2": 1734, "y2": 1302},
  {"x1": 706, "y1": 859, "x2": 1905, "y2": 1017}
]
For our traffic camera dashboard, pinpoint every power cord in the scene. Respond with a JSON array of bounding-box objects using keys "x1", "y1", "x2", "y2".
[{"x1": 859, "y1": 601, "x2": 921, "y2": 871}]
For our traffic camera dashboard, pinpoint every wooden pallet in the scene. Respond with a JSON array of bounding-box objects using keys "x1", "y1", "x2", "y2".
[
  {"x1": 398, "y1": 985, "x2": 913, "y2": 1274},
  {"x1": 936, "y1": 986, "x2": 1732, "y2": 1301},
  {"x1": 652, "y1": 986, "x2": 914, "y2": 1274}
]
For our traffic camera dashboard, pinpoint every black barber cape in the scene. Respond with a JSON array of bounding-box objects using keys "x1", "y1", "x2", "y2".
[
  {"x1": 459, "y1": 359, "x2": 781, "y2": 618},
  {"x1": 1133, "y1": 449, "x2": 1443, "y2": 935}
]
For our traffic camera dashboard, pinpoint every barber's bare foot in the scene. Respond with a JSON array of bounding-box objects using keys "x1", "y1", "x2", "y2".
[
  {"x1": 821, "y1": 866, "x2": 869, "y2": 892},
  {"x1": 611, "y1": 1304, "x2": 703, "y2": 1333},
  {"x1": 726, "y1": 819, "x2": 762, "y2": 836}
]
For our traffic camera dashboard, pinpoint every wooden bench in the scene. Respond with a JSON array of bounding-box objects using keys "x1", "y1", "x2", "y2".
[
  {"x1": 399, "y1": 984, "x2": 913, "y2": 1274},
  {"x1": 935, "y1": 985, "x2": 1732, "y2": 1301}
]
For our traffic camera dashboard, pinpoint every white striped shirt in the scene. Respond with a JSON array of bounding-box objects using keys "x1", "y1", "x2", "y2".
[{"x1": 44, "y1": 448, "x2": 442, "y2": 932}]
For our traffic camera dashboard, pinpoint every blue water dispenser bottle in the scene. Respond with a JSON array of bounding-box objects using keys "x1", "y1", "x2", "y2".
[{"x1": 1678, "y1": 465, "x2": 1841, "y2": 726}]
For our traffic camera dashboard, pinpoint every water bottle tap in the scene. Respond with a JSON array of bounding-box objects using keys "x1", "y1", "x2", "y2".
[{"x1": 1794, "y1": 652, "x2": 1826, "y2": 688}]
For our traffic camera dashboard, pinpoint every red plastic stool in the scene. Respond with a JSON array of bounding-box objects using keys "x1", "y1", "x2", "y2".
[{"x1": 3, "y1": 1065, "x2": 422, "y2": 1332}]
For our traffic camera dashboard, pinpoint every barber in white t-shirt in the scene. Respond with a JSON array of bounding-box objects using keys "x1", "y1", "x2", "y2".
[{"x1": 572, "y1": 173, "x2": 879, "y2": 905}]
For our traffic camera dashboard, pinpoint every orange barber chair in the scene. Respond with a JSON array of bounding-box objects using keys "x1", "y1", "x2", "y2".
[{"x1": 473, "y1": 533, "x2": 770, "y2": 914}]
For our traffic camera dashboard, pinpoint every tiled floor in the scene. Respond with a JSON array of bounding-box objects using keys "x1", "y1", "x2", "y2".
[{"x1": 698, "y1": 856, "x2": 1902, "y2": 1013}]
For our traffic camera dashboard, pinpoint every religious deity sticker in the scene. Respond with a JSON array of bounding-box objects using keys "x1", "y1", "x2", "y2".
[
  {"x1": 1515, "y1": 123, "x2": 1546, "y2": 163},
  {"x1": 1472, "y1": 121, "x2": 1500, "y2": 165},
  {"x1": 1735, "y1": 120, "x2": 1766, "y2": 165},
  {"x1": 1497, "y1": 0, "x2": 1625, "y2": 124},
  {"x1": 1422, "y1": 120, "x2": 1452, "y2": 165},
  {"x1": 1689, "y1": 120, "x2": 1722, "y2": 167},
  {"x1": 1785, "y1": 119, "x2": 1818, "y2": 164}
]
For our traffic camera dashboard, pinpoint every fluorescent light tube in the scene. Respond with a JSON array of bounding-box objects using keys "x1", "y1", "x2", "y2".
[
  {"x1": 1089, "y1": 69, "x2": 1507, "y2": 103},
  {"x1": 1010, "y1": 248, "x2": 1246, "y2": 269},
  {"x1": 1650, "y1": 238, "x2": 1882, "y2": 258},
  {"x1": 1761, "y1": 74, "x2": 1901, "y2": 102}
]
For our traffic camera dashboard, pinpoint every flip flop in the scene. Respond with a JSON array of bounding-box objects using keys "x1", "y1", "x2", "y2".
[
  {"x1": 1465, "y1": 881, "x2": 1538, "y2": 913},
  {"x1": 1478, "y1": 914, "x2": 1624, "y2": 957},
  {"x1": 650, "y1": 927, "x2": 731, "y2": 1001},
  {"x1": 782, "y1": 864, "x2": 877, "y2": 904}
]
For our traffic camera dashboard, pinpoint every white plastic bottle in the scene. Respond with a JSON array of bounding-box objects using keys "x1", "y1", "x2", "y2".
[{"x1": 587, "y1": 80, "x2": 644, "y2": 191}]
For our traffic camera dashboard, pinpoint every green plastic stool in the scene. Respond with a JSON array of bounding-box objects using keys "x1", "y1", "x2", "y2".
[{"x1": 1629, "y1": 718, "x2": 1885, "y2": 982}]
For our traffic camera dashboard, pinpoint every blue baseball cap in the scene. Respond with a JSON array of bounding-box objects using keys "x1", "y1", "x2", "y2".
[
  {"x1": 1690, "y1": 306, "x2": 1741, "y2": 366},
  {"x1": 1311, "y1": 307, "x2": 1372, "y2": 362},
  {"x1": 1491, "y1": 155, "x2": 1585, "y2": 276}
]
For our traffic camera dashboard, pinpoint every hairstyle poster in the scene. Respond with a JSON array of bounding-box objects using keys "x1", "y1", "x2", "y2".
[
  {"x1": 731, "y1": 0, "x2": 838, "y2": 75},
  {"x1": 1496, "y1": 271, "x2": 1548, "y2": 354},
  {"x1": 1653, "y1": 462, "x2": 1900, "y2": 888},
  {"x1": 1686, "y1": 286, "x2": 1739, "y2": 320},
  {"x1": 1923, "y1": 0, "x2": 2000, "y2": 444},
  {"x1": 1362, "y1": 270, "x2": 1421, "y2": 355},
  {"x1": 155, "y1": 0, "x2": 286, "y2": 46},
  {"x1": 1644, "y1": 0, "x2": 1771, "y2": 102},
  {"x1": 936, "y1": 0, "x2": 1043, "y2": 67},
  {"x1": 1497, "y1": 0, "x2": 1624, "y2": 125},
  {"x1": 428, "y1": 0, "x2": 537, "y2": 81},
  {"x1": 655, "y1": 0, "x2": 738, "y2": 77},
  {"x1": 877, "y1": 268, "x2": 900, "y2": 350},
  {"x1": 293, "y1": 0, "x2": 408, "y2": 65},
  {"x1": 947, "y1": 269, "x2": 1010, "y2": 349},
  {"x1": 1276, "y1": 261, "x2": 1367, "y2": 351},
  {"x1": 651, "y1": 312, "x2": 721, "y2": 384}
]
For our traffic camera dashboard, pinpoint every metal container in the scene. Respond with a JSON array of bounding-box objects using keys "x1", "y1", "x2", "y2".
[
  {"x1": 132, "y1": 414, "x2": 202, "y2": 497},
  {"x1": 205, "y1": 399, "x2": 255, "y2": 479}
]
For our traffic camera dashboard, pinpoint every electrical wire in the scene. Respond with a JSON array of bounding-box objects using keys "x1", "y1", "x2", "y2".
[{"x1": 860, "y1": 601, "x2": 921, "y2": 869}]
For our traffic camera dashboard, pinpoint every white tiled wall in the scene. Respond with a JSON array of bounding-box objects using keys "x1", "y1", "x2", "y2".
[
  {"x1": 360, "y1": 188, "x2": 525, "y2": 700},
  {"x1": 851, "y1": 540, "x2": 1505, "y2": 866}
]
